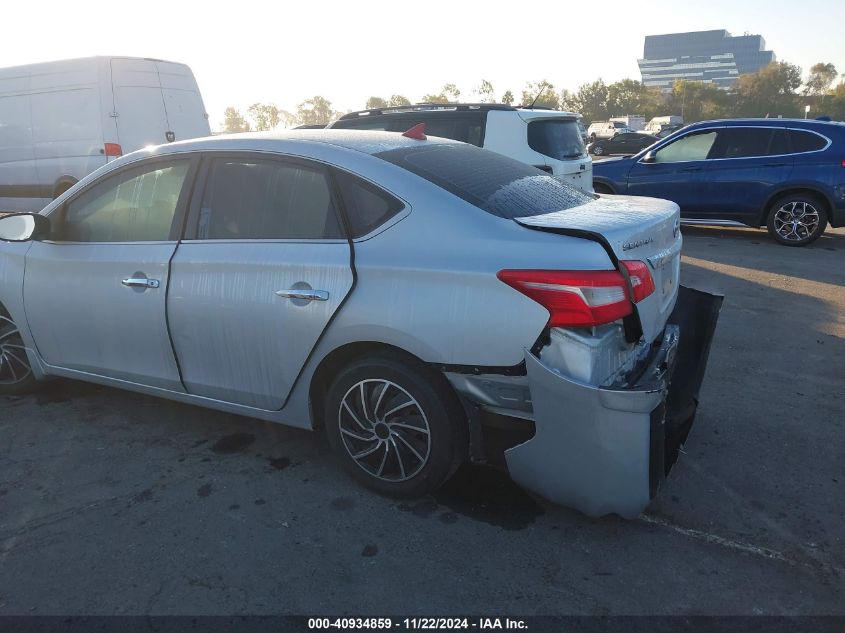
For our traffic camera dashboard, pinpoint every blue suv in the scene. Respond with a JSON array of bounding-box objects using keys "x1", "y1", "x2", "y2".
[{"x1": 592, "y1": 119, "x2": 845, "y2": 246}]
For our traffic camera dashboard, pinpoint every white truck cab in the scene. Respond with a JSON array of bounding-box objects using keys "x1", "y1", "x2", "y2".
[{"x1": 0, "y1": 56, "x2": 210, "y2": 212}]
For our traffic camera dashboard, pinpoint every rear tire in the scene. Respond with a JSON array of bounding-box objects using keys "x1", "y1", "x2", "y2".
[
  {"x1": 592, "y1": 144, "x2": 605, "y2": 156},
  {"x1": 766, "y1": 193, "x2": 828, "y2": 246},
  {"x1": 0, "y1": 314, "x2": 38, "y2": 395},
  {"x1": 324, "y1": 353, "x2": 467, "y2": 498},
  {"x1": 593, "y1": 183, "x2": 613, "y2": 195}
]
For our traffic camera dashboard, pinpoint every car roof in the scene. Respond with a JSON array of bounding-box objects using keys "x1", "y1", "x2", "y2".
[
  {"x1": 689, "y1": 118, "x2": 844, "y2": 130},
  {"x1": 145, "y1": 129, "x2": 460, "y2": 157}
]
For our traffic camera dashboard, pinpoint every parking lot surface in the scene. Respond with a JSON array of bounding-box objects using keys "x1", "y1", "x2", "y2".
[{"x1": 1, "y1": 226, "x2": 843, "y2": 615}]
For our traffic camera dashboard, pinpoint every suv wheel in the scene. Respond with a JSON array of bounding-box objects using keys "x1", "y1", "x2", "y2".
[
  {"x1": 325, "y1": 353, "x2": 466, "y2": 497},
  {"x1": 766, "y1": 193, "x2": 828, "y2": 246},
  {"x1": 0, "y1": 314, "x2": 37, "y2": 395}
]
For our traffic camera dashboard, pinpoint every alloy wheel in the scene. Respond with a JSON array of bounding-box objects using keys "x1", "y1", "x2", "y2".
[
  {"x1": 337, "y1": 379, "x2": 431, "y2": 482},
  {"x1": 0, "y1": 316, "x2": 32, "y2": 386},
  {"x1": 773, "y1": 201, "x2": 820, "y2": 242}
]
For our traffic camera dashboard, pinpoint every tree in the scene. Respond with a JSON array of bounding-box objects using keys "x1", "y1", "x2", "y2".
[
  {"x1": 474, "y1": 79, "x2": 495, "y2": 103},
  {"x1": 829, "y1": 80, "x2": 845, "y2": 120},
  {"x1": 606, "y1": 79, "x2": 663, "y2": 119},
  {"x1": 521, "y1": 80, "x2": 559, "y2": 109},
  {"x1": 389, "y1": 95, "x2": 411, "y2": 107},
  {"x1": 666, "y1": 80, "x2": 731, "y2": 122},
  {"x1": 422, "y1": 84, "x2": 461, "y2": 104},
  {"x1": 501, "y1": 90, "x2": 515, "y2": 106},
  {"x1": 735, "y1": 61, "x2": 802, "y2": 118},
  {"x1": 366, "y1": 96, "x2": 388, "y2": 109},
  {"x1": 296, "y1": 96, "x2": 338, "y2": 126},
  {"x1": 561, "y1": 80, "x2": 609, "y2": 123},
  {"x1": 247, "y1": 103, "x2": 282, "y2": 131},
  {"x1": 804, "y1": 63, "x2": 838, "y2": 97},
  {"x1": 222, "y1": 107, "x2": 250, "y2": 133}
]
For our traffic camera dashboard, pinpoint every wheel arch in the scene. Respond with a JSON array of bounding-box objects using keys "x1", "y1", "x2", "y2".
[
  {"x1": 760, "y1": 186, "x2": 833, "y2": 227},
  {"x1": 309, "y1": 341, "x2": 460, "y2": 431},
  {"x1": 52, "y1": 176, "x2": 78, "y2": 199},
  {"x1": 592, "y1": 179, "x2": 617, "y2": 195}
]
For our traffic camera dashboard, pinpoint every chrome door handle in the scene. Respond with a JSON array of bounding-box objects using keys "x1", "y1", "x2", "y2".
[
  {"x1": 122, "y1": 277, "x2": 160, "y2": 289},
  {"x1": 275, "y1": 289, "x2": 329, "y2": 301}
]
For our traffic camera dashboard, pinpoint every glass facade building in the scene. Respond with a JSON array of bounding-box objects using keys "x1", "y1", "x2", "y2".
[{"x1": 638, "y1": 30, "x2": 775, "y2": 91}]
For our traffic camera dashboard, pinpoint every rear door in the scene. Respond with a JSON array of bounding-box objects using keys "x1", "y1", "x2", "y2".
[
  {"x1": 155, "y1": 61, "x2": 210, "y2": 143},
  {"x1": 110, "y1": 58, "x2": 171, "y2": 152},
  {"x1": 627, "y1": 128, "x2": 718, "y2": 215},
  {"x1": 167, "y1": 153, "x2": 354, "y2": 410},
  {"x1": 696, "y1": 126, "x2": 793, "y2": 220}
]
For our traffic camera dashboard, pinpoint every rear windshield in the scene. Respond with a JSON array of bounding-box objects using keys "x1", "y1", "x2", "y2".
[
  {"x1": 375, "y1": 144, "x2": 592, "y2": 219},
  {"x1": 527, "y1": 119, "x2": 586, "y2": 160}
]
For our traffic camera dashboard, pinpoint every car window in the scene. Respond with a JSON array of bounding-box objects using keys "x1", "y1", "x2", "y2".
[
  {"x1": 400, "y1": 117, "x2": 483, "y2": 146},
  {"x1": 612, "y1": 122, "x2": 627, "y2": 128},
  {"x1": 61, "y1": 159, "x2": 190, "y2": 242},
  {"x1": 654, "y1": 131, "x2": 718, "y2": 163},
  {"x1": 334, "y1": 169, "x2": 404, "y2": 237},
  {"x1": 198, "y1": 158, "x2": 343, "y2": 240},
  {"x1": 375, "y1": 144, "x2": 592, "y2": 219},
  {"x1": 708, "y1": 127, "x2": 784, "y2": 159},
  {"x1": 789, "y1": 130, "x2": 827, "y2": 153},
  {"x1": 528, "y1": 120, "x2": 585, "y2": 159}
]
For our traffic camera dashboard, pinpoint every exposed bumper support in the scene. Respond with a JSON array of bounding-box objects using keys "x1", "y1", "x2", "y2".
[{"x1": 505, "y1": 286, "x2": 723, "y2": 518}]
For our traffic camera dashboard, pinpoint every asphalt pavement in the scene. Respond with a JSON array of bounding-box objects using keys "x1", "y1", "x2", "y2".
[{"x1": 1, "y1": 226, "x2": 843, "y2": 615}]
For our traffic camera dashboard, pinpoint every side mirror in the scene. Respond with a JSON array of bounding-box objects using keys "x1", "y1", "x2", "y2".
[
  {"x1": 0, "y1": 213, "x2": 50, "y2": 242},
  {"x1": 641, "y1": 151, "x2": 657, "y2": 164}
]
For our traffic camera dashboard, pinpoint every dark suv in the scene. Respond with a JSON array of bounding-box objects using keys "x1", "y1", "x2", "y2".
[{"x1": 592, "y1": 119, "x2": 845, "y2": 245}]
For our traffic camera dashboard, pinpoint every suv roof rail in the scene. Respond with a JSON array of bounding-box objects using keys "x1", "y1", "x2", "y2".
[{"x1": 338, "y1": 103, "x2": 517, "y2": 120}]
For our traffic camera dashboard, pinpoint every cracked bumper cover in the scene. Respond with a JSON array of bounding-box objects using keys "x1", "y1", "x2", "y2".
[{"x1": 505, "y1": 286, "x2": 723, "y2": 518}]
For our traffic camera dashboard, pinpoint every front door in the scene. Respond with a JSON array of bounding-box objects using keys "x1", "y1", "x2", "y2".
[
  {"x1": 167, "y1": 154, "x2": 354, "y2": 410},
  {"x1": 627, "y1": 128, "x2": 720, "y2": 215},
  {"x1": 23, "y1": 156, "x2": 195, "y2": 389}
]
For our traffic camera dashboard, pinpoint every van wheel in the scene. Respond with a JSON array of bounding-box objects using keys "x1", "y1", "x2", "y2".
[
  {"x1": 0, "y1": 314, "x2": 38, "y2": 395},
  {"x1": 766, "y1": 194, "x2": 828, "y2": 246},
  {"x1": 324, "y1": 353, "x2": 467, "y2": 498}
]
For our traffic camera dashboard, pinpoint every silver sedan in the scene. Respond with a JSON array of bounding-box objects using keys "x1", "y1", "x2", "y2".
[{"x1": 0, "y1": 130, "x2": 721, "y2": 518}]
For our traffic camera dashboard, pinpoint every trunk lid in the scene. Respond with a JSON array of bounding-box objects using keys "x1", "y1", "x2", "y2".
[{"x1": 515, "y1": 194, "x2": 682, "y2": 342}]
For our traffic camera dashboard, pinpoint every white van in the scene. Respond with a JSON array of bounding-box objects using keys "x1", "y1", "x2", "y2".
[
  {"x1": 0, "y1": 56, "x2": 210, "y2": 212},
  {"x1": 331, "y1": 104, "x2": 593, "y2": 192},
  {"x1": 587, "y1": 120, "x2": 631, "y2": 141}
]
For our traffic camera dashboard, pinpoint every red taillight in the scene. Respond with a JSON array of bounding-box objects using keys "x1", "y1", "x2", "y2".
[
  {"x1": 104, "y1": 143, "x2": 123, "y2": 157},
  {"x1": 497, "y1": 261, "x2": 655, "y2": 328},
  {"x1": 620, "y1": 260, "x2": 656, "y2": 303}
]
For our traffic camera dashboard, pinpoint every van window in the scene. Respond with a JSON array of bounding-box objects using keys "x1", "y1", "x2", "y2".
[
  {"x1": 334, "y1": 169, "x2": 404, "y2": 237},
  {"x1": 61, "y1": 160, "x2": 190, "y2": 242},
  {"x1": 789, "y1": 130, "x2": 827, "y2": 153},
  {"x1": 527, "y1": 120, "x2": 585, "y2": 160},
  {"x1": 399, "y1": 116, "x2": 484, "y2": 147},
  {"x1": 654, "y1": 131, "x2": 718, "y2": 163},
  {"x1": 376, "y1": 144, "x2": 591, "y2": 219},
  {"x1": 198, "y1": 158, "x2": 343, "y2": 240},
  {"x1": 334, "y1": 118, "x2": 390, "y2": 131}
]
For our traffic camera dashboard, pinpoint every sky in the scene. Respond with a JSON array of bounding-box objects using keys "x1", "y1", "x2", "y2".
[{"x1": 3, "y1": 0, "x2": 844, "y2": 129}]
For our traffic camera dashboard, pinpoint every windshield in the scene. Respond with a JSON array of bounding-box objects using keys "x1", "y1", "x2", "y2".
[
  {"x1": 612, "y1": 122, "x2": 627, "y2": 128},
  {"x1": 527, "y1": 119, "x2": 586, "y2": 160},
  {"x1": 375, "y1": 144, "x2": 592, "y2": 220}
]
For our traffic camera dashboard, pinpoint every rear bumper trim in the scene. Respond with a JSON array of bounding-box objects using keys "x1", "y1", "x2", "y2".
[{"x1": 504, "y1": 285, "x2": 723, "y2": 518}]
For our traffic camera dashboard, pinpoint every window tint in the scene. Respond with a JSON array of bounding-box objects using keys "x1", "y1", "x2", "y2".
[
  {"x1": 376, "y1": 144, "x2": 592, "y2": 219},
  {"x1": 401, "y1": 117, "x2": 484, "y2": 146},
  {"x1": 790, "y1": 130, "x2": 827, "y2": 153},
  {"x1": 708, "y1": 127, "x2": 780, "y2": 159},
  {"x1": 198, "y1": 159, "x2": 343, "y2": 240},
  {"x1": 334, "y1": 170, "x2": 404, "y2": 237},
  {"x1": 528, "y1": 120, "x2": 585, "y2": 160},
  {"x1": 769, "y1": 129, "x2": 790, "y2": 155},
  {"x1": 62, "y1": 159, "x2": 189, "y2": 242},
  {"x1": 654, "y1": 131, "x2": 718, "y2": 163}
]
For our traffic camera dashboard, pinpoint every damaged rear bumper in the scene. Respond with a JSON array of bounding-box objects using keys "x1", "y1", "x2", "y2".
[{"x1": 505, "y1": 286, "x2": 723, "y2": 518}]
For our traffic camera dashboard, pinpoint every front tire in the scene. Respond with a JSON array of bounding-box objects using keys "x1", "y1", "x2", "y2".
[
  {"x1": 766, "y1": 193, "x2": 828, "y2": 246},
  {"x1": 0, "y1": 314, "x2": 38, "y2": 395},
  {"x1": 592, "y1": 144, "x2": 605, "y2": 156},
  {"x1": 325, "y1": 353, "x2": 467, "y2": 497}
]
